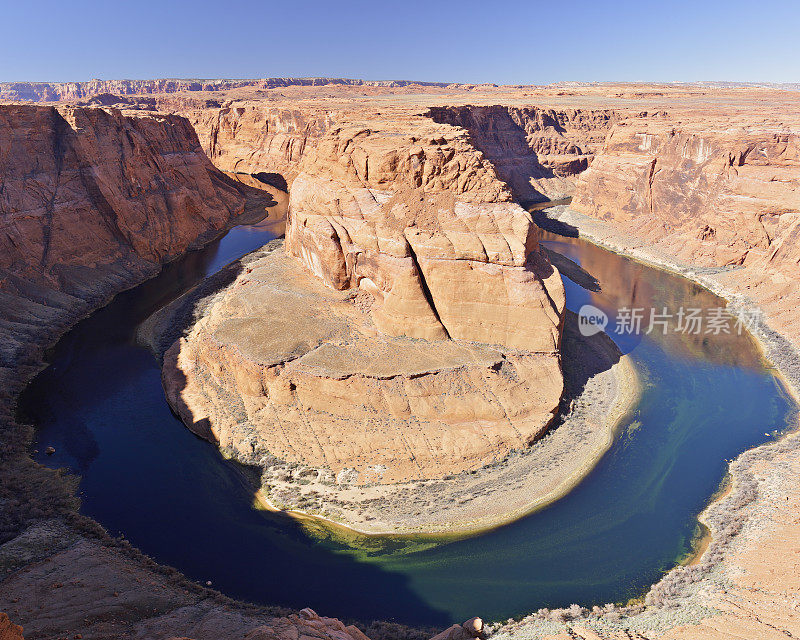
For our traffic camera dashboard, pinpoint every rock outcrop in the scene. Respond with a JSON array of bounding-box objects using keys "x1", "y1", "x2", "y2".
[
  {"x1": 163, "y1": 112, "x2": 566, "y2": 497},
  {"x1": 164, "y1": 245, "x2": 563, "y2": 488},
  {"x1": 286, "y1": 120, "x2": 564, "y2": 349},
  {"x1": 0, "y1": 613, "x2": 24, "y2": 640},
  {"x1": 430, "y1": 617, "x2": 486, "y2": 640}
]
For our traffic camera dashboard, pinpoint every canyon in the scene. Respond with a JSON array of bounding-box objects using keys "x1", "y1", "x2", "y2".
[
  {"x1": 569, "y1": 111, "x2": 800, "y2": 345},
  {"x1": 0, "y1": 80, "x2": 798, "y2": 640}
]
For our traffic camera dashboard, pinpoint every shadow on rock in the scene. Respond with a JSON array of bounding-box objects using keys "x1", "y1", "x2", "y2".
[
  {"x1": 542, "y1": 246, "x2": 601, "y2": 292},
  {"x1": 557, "y1": 310, "x2": 623, "y2": 423}
]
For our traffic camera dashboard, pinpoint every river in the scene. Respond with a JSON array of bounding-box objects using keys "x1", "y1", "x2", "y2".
[{"x1": 20, "y1": 207, "x2": 796, "y2": 627}]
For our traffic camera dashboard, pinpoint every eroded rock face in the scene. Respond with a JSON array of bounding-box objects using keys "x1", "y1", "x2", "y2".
[
  {"x1": 163, "y1": 110, "x2": 566, "y2": 492},
  {"x1": 571, "y1": 113, "x2": 800, "y2": 341},
  {"x1": 286, "y1": 122, "x2": 565, "y2": 351},
  {"x1": 164, "y1": 248, "x2": 563, "y2": 486},
  {"x1": 0, "y1": 105, "x2": 246, "y2": 382},
  {"x1": 427, "y1": 105, "x2": 618, "y2": 201},
  {"x1": 0, "y1": 105, "x2": 245, "y2": 284},
  {"x1": 573, "y1": 116, "x2": 799, "y2": 265},
  {"x1": 187, "y1": 106, "x2": 335, "y2": 181}
]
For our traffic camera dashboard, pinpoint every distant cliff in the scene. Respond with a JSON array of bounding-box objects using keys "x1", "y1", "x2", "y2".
[
  {"x1": 0, "y1": 78, "x2": 452, "y2": 102},
  {"x1": 427, "y1": 105, "x2": 619, "y2": 201},
  {"x1": 570, "y1": 112, "x2": 800, "y2": 341}
]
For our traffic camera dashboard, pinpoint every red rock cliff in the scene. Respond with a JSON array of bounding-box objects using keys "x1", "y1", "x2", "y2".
[
  {"x1": 427, "y1": 105, "x2": 618, "y2": 202},
  {"x1": 0, "y1": 104, "x2": 246, "y2": 409},
  {"x1": 186, "y1": 105, "x2": 335, "y2": 181},
  {"x1": 286, "y1": 112, "x2": 565, "y2": 351},
  {"x1": 571, "y1": 113, "x2": 800, "y2": 340}
]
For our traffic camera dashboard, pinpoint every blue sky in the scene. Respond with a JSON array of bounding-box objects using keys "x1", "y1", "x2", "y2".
[{"x1": 3, "y1": 0, "x2": 798, "y2": 84}]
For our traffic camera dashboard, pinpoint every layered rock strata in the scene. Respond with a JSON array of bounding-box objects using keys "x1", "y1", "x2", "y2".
[
  {"x1": 571, "y1": 113, "x2": 800, "y2": 343},
  {"x1": 182, "y1": 101, "x2": 619, "y2": 204},
  {"x1": 164, "y1": 246, "x2": 564, "y2": 487},
  {"x1": 0, "y1": 105, "x2": 247, "y2": 401},
  {"x1": 164, "y1": 115, "x2": 566, "y2": 492},
  {"x1": 427, "y1": 106, "x2": 618, "y2": 201},
  {"x1": 187, "y1": 105, "x2": 335, "y2": 181}
]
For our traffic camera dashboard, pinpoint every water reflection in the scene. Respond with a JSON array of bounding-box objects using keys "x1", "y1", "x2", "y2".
[{"x1": 543, "y1": 232, "x2": 767, "y2": 369}]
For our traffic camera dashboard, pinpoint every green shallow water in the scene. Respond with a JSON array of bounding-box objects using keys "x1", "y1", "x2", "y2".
[{"x1": 22, "y1": 222, "x2": 796, "y2": 627}]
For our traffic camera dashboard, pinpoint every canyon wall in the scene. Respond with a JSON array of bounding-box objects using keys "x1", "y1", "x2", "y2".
[
  {"x1": 427, "y1": 105, "x2": 618, "y2": 202},
  {"x1": 0, "y1": 103, "x2": 249, "y2": 541},
  {"x1": 183, "y1": 102, "x2": 619, "y2": 205},
  {"x1": 571, "y1": 114, "x2": 800, "y2": 341},
  {"x1": 0, "y1": 106, "x2": 247, "y2": 375},
  {"x1": 185, "y1": 105, "x2": 335, "y2": 181},
  {"x1": 0, "y1": 105, "x2": 246, "y2": 288}
]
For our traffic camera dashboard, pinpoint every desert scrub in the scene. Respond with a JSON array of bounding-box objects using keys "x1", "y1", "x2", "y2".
[{"x1": 0, "y1": 454, "x2": 80, "y2": 544}]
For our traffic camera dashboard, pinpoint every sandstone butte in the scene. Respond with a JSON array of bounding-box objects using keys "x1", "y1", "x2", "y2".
[
  {"x1": 0, "y1": 80, "x2": 798, "y2": 640},
  {"x1": 163, "y1": 102, "x2": 567, "y2": 491}
]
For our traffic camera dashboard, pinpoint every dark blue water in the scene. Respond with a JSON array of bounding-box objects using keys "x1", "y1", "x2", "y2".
[{"x1": 21, "y1": 222, "x2": 796, "y2": 627}]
